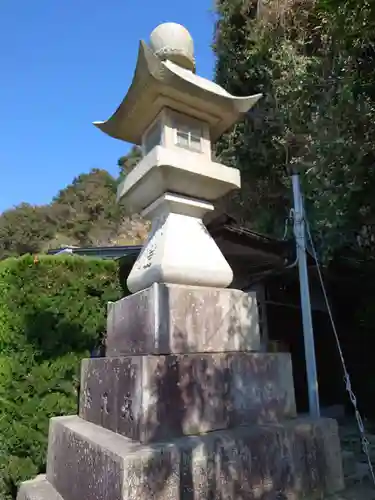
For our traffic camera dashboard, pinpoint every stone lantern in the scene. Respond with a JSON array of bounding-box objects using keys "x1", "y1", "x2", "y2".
[
  {"x1": 94, "y1": 22, "x2": 262, "y2": 294},
  {"x1": 17, "y1": 22, "x2": 344, "y2": 500}
]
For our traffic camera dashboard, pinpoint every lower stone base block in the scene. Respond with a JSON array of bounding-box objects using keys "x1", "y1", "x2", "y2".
[
  {"x1": 41, "y1": 415, "x2": 344, "y2": 500},
  {"x1": 17, "y1": 475, "x2": 63, "y2": 500}
]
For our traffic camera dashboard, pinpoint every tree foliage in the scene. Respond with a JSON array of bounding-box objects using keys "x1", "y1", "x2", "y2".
[
  {"x1": 214, "y1": 0, "x2": 375, "y2": 260},
  {"x1": 0, "y1": 164, "x2": 148, "y2": 260},
  {"x1": 117, "y1": 145, "x2": 143, "y2": 179},
  {"x1": 0, "y1": 255, "x2": 123, "y2": 499},
  {"x1": 0, "y1": 204, "x2": 56, "y2": 260},
  {"x1": 51, "y1": 168, "x2": 122, "y2": 246}
]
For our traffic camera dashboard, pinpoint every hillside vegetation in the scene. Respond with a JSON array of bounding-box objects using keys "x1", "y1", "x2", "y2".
[{"x1": 0, "y1": 147, "x2": 147, "y2": 261}]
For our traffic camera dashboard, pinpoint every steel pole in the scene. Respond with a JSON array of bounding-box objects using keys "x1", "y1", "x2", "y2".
[{"x1": 291, "y1": 171, "x2": 320, "y2": 417}]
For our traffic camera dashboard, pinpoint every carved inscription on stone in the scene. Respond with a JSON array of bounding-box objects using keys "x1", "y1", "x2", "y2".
[
  {"x1": 120, "y1": 393, "x2": 134, "y2": 422},
  {"x1": 133, "y1": 213, "x2": 167, "y2": 271},
  {"x1": 101, "y1": 392, "x2": 109, "y2": 415}
]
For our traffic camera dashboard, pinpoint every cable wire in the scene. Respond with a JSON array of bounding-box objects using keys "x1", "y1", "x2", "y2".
[{"x1": 304, "y1": 209, "x2": 375, "y2": 487}]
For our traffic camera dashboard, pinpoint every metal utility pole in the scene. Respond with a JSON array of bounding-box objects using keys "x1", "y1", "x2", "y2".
[{"x1": 291, "y1": 169, "x2": 320, "y2": 418}]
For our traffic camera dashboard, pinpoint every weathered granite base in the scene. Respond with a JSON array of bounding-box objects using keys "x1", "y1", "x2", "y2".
[
  {"x1": 17, "y1": 475, "x2": 63, "y2": 500},
  {"x1": 20, "y1": 415, "x2": 343, "y2": 500},
  {"x1": 17, "y1": 277, "x2": 346, "y2": 500},
  {"x1": 106, "y1": 283, "x2": 260, "y2": 355},
  {"x1": 79, "y1": 352, "x2": 296, "y2": 443}
]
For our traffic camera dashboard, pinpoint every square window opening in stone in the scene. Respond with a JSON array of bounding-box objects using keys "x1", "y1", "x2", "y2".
[
  {"x1": 174, "y1": 118, "x2": 203, "y2": 153},
  {"x1": 143, "y1": 119, "x2": 163, "y2": 155}
]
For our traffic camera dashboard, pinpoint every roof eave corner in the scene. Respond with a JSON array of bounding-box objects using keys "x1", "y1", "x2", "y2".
[{"x1": 92, "y1": 41, "x2": 163, "y2": 142}]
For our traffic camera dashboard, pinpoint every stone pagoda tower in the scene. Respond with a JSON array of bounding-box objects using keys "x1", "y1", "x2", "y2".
[{"x1": 18, "y1": 22, "x2": 344, "y2": 500}]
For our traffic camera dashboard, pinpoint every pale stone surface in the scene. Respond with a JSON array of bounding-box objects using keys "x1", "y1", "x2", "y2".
[
  {"x1": 79, "y1": 352, "x2": 296, "y2": 443},
  {"x1": 161, "y1": 109, "x2": 213, "y2": 161},
  {"x1": 93, "y1": 35, "x2": 262, "y2": 145},
  {"x1": 139, "y1": 109, "x2": 213, "y2": 165},
  {"x1": 95, "y1": 22, "x2": 261, "y2": 292},
  {"x1": 116, "y1": 145, "x2": 240, "y2": 212},
  {"x1": 45, "y1": 415, "x2": 344, "y2": 500},
  {"x1": 126, "y1": 194, "x2": 234, "y2": 292},
  {"x1": 149, "y1": 22, "x2": 195, "y2": 71},
  {"x1": 17, "y1": 475, "x2": 63, "y2": 500},
  {"x1": 106, "y1": 283, "x2": 260, "y2": 355},
  {"x1": 46, "y1": 416, "x2": 179, "y2": 500},
  {"x1": 101, "y1": 21, "x2": 259, "y2": 294}
]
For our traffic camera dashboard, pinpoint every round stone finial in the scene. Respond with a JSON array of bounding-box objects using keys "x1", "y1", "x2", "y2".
[{"x1": 149, "y1": 22, "x2": 195, "y2": 72}]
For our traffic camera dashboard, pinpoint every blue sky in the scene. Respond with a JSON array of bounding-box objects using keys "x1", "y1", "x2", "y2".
[{"x1": 0, "y1": 0, "x2": 215, "y2": 213}]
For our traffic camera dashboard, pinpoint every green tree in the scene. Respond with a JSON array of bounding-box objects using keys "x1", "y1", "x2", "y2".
[
  {"x1": 0, "y1": 164, "x2": 149, "y2": 259},
  {"x1": 51, "y1": 168, "x2": 122, "y2": 246},
  {"x1": 214, "y1": 0, "x2": 375, "y2": 260},
  {"x1": 0, "y1": 204, "x2": 56, "y2": 260},
  {"x1": 117, "y1": 146, "x2": 143, "y2": 179},
  {"x1": 0, "y1": 255, "x2": 123, "y2": 499}
]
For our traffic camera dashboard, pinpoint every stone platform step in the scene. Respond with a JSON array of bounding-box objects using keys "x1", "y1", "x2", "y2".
[
  {"x1": 338, "y1": 419, "x2": 375, "y2": 488},
  {"x1": 17, "y1": 475, "x2": 63, "y2": 500},
  {"x1": 79, "y1": 352, "x2": 296, "y2": 443},
  {"x1": 325, "y1": 483, "x2": 375, "y2": 500},
  {"x1": 40, "y1": 415, "x2": 343, "y2": 500},
  {"x1": 344, "y1": 461, "x2": 375, "y2": 488},
  {"x1": 342, "y1": 450, "x2": 357, "y2": 477}
]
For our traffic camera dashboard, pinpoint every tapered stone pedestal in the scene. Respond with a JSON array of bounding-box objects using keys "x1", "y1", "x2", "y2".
[{"x1": 127, "y1": 193, "x2": 234, "y2": 293}]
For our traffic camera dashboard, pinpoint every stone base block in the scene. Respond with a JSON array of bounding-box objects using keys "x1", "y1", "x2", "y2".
[
  {"x1": 106, "y1": 283, "x2": 260, "y2": 355},
  {"x1": 79, "y1": 352, "x2": 296, "y2": 443},
  {"x1": 17, "y1": 475, "x2": 63, "y2": 500},
  {"x1": 44, "y1": 415, "x2": 344, "y2": 500}
]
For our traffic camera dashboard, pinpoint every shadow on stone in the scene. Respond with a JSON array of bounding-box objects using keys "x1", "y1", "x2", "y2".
[
  {"x1": 106, "y1": 284, "x2": 261, "y2": 356},
  {"x1": 16, "y1": 285, "x2": 344, "y2": 500}
]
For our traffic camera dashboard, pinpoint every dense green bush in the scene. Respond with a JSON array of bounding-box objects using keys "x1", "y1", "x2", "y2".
[{"x1": 0, "y1": 255, "x2": 123, "y2": 499}]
